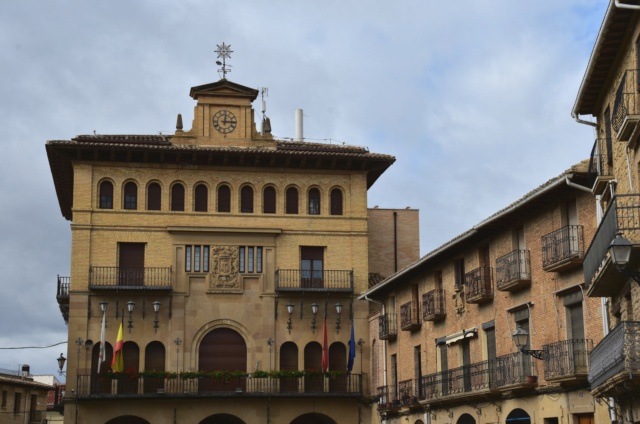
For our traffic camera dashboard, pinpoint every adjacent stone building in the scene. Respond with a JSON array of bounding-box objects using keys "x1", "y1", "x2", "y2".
[
  {"x1": 48, "y1": 75, "x2": 396, "y2": 423},
  {"x1": 573, "y1": 1, "x2": 640, "y2": 421},
  {"x1": 360, "y1": 164, "x2": 611, "y2": 424}
]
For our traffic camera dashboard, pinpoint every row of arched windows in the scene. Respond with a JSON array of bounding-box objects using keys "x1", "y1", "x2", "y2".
[{"x1": 98, "y1": 180, "x2": 344, "y2": 215}]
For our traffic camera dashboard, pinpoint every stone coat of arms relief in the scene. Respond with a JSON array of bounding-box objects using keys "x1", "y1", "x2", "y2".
[{"x1": 210, "y1": 245, "x2": 240, "y2": 292}]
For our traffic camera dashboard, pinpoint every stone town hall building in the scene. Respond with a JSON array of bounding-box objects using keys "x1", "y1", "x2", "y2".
[{"x1": 47, "y1": 69, "x2": 402, "y2": 423}]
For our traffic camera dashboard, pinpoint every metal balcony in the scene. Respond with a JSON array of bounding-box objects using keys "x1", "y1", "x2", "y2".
[
  {"x1": 584, "y1": 194, "x2": 640, "y2": 296},
  {"x1": 400, "y1": 301, "x2": 420, "y2": 331},
  {"x1": 275, "y1": 269, "x2": 353, "y2": 293},
  {"x1": 379, "y1": 313, "x2": 397, "y2": 341},
  {"x1": 543, "y1": 339, "x2": 592, "y2": 384},
  {"x1": 398, "y1": 379, "x2": 418, "y2": 406},
  {"x1": 612, "y1": 69, "x2": 640, "y2": 141},
  {"x1": 541, "y1": 225, "x2": 584, "y2": 272},
  {"x1": 464, "y1": 266, "x2": 494, "y2": 304},
  {"x1": 89, "y1": 266, "x2": 173, "y2": 290},
  {"x1": 587, "y1": 138, "x2": 615, "y2": 194},
  {"x1": 589, "y1": 321, "x2": 640, "y2": 397},
  {"x1": 56, "y1": 275, "x2": 70, "y2": 324},
  {"x1": 422, "y1": 289, "x2": 446, "y2": 321},
  {"x1": 495, "y1": 250, "x2": 531, "y2": 291}
]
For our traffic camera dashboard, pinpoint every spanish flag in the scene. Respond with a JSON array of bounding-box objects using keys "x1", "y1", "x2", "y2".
[{"x1": 111, "y1": 323, "x2": 124, "y2": 372}]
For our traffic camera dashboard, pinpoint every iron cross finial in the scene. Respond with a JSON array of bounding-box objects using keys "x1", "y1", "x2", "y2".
[{"x1": 215, "y1": 43, "x2": 233, "y2": 79}]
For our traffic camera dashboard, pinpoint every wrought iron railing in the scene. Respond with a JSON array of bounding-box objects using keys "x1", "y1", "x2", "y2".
[
  {"x1": 379, "y1": 313, "x2": 397, "y2": 340},
  {"x1": 376, "y1": 384, "x2": 398, "y2": 409},
  {"x1": 543, "y1": 339, "x2": 592, "y2": 380},
  {"x1": 589, "y1": 321, "x2": 640, "y2": 390},
  {"x1": 495, "y1": 250, "x2": 530, "y2": 289},
  {"x1": 89, "y1": 267, "x2": 173, "y2": 289},
  {"x1": 464, "y1": 266, "x2": 493, "y2": 301},
  {"x1": 494, "y1": 352, "x2": 532, "y2": 386},
  {"x1": 584, "y1": 194, "x2": 640, "y2": 288},
  {"x1": 76, "y1": 373, "x2": 362, "y2": 397},
  {"x1": 419, "y1": 359, "x2": 496, "y2": 400},
  {"x1": 612, "y1": 69, "x2": 639, "y2": 133},
  {"x1": 57, "y1": 275, "x2": 70, "y2": 298},
  {"x1": 541, "y1": 225, "x2": 584, "y2": 268},
  {"x1": 398, "y1": 379, "x2": 417, "y2": 405},
  {"x1": 400, "y1": 301, "x2": 420, "y2": 330},
  {"x1": 587, "y1": 138, "x2": 613, "y2": 188},
  {"x1": 275, "y1": 269, "x2": 353, "y2": 292},
  {"x1": 422, "y1": 289, "x2": 445, "y2": 321}
]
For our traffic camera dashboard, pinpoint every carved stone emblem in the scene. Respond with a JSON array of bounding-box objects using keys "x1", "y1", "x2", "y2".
[{"x1": 211, "y1": 246, "x2": 239, "y2": 289}]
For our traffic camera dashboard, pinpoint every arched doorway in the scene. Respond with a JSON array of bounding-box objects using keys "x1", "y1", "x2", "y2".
[
  {"x1": 105, "y1": 416, "x2": 150, "y2": 424},
  {"x1": 280, "y1": 342, "x2": 298, "y2": 392},
  {"x1": 144, "y1": 341, "x2": 165, "y2": 394},
  {"x1": 91, "y1": 342, "x2": 113, "y2": 394},
  {"x1": 291, "y1": 413, "x2": 337, "y2": 424},
  {"x1": 304, "y1": 342, "x2": 322, "y2": 392},
  {"x1": 506, "y1": 408, "x2": 531, "y2": 424},
  {"x1": 199, "y1": 414, "x2": 245, "y2": 424},
  {"x1": 199, "y1": 328, "x2": 247, "y2": 392},
  {"x1": 457, "y1": 413, "x2": 476, "y2": 424},
  {"x1": 119, "y1": 341, "x2": 139, "y2": 394},
  {"x1": 328, "y1": 342, "x2": 347, "y2": 392}
]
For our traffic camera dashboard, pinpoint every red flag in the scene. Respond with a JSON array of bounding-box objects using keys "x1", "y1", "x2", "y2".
[
  {"x1": 111, "y1": 323, "x2": 124, "y2": 372},
  {"x1": 321, "y1": 314, "x2": 328, "y2": 373}
]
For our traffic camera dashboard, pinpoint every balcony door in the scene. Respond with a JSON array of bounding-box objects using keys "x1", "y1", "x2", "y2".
[
  {"x1": 480, "y1": 246, "x2": 491, "y2": 292},
  {"x1": 119, "y1": 243, "x2": 145, "y2": 286},
  {"x1": 565, "y1": 201, "x2": 579, "y2": 255},
  {"x1": 462, "y1": 339, "x2": 471, "y2": 392},
  {"x1": 301, "y1": 247, "x2": 323, "y2": 288},
  {"x1": 566, "y1": 293, "x2": 587, "y2": 374}
]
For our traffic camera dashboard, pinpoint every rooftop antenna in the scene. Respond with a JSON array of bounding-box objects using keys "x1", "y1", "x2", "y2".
[
  {"x1": 215, "y1": 42, "x2": 233, "y2": 80},
  {"x1": 260, "y1": 87, "x2": 271, "y2": 135}
]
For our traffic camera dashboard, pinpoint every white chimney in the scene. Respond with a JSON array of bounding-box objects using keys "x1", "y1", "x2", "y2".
[
  {"x1": 21, "y1": 365, "x2": 29, "y2": 378},
  {"x1": 295, "y1": 109, "x2": 303, "y2": 142}
]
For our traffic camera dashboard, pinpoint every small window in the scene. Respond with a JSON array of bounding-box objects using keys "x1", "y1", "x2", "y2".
[
  {"x1": 239, "y1": 246, "x2": 263, "y2": 273},
  {"x1": 454, "y1": 258, "x2": 465, "y2": 290},
  {"x1": 330, "y1": 188, "x2": 343, "y2": 215},
  {"x1": 13, "y1": 393, "x2": 20, "y2": 414},
  {"x1": 218, "y1": 185, "x2": 231, "y2": 212},
  {"x1": 286, "y1": 187, "x2": 299, "y2": 214},
  {"x1": 308, "y1": 188, "x2": 320, "y2": 215},
  {"x1": 1, "y1": 390, "x2": 6, "y2": 408},
  {"x1": 263, "y1": 186, "x2": 276, "y2": 214},
  {"x1": 185, "y1": 245, "x2": 209, "y2": 273},
  {"x1": 171, "y1": 184, "x2": 185, "y2": 211},
  {"x1": 241, "y1": 186, "x2": 254, "y2": 213},
  {"x1": 99, "y1": 181, "x2": 113, "y2": 209},
  {"x1": 147, "y1": 183, "x2": 161, "y2": 211},
  {"x1": 194, "y1": 184, "x2": 208, "y2": 212},
  {"x1": 123, "y1": 182, "x2": 137, "y2": 210}
]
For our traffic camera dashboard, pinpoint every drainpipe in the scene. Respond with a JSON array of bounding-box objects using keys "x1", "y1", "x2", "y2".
[
  {"x1": 363, "y1": 295, "x2": 387, "y2": 389},
  {"x1": 572, "y1": 113, "x2": 598, "y2": 127},
  {"x1": 565, "y1": 177, "x2": 592, "y2": 193},
  {"x1": 615, "y1": 0, "x2": 640, "y2": 9}
]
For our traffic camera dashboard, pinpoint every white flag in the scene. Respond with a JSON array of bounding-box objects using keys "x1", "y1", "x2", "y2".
[{"x1": 97, "y1": 312, "x2": 106, "y2": 373}]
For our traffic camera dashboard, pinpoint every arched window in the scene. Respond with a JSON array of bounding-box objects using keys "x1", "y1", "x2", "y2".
[
  {"x1": 91, "y1": 342, "x2": 113, "y2": 394},
  {"x1": 263, "y1": 186, "x2": 276, "y2": 214},
  {"x1": 280, "y1": 342, "x2": 299, "y2": 393},
  {"x1": 99, "y1": 181, "x2": 113, "y2": 209},
  {"x1": 218, "y1": 185, "x2": 231, "y2": 212},
  {"x1": 194, "y1": 184, "x2": 208, "y2": 212},
  {"x1": 171, "y1": 184, "x2": 185, "y2": 211},
  {"x1": 506, "y1": 409, "x2": 531, "y2": 424},
  {"x1": 147, "y1": 183, "x2": 161, "y2": 211},
  {"x1": 304, "y1": 342, "x2": 323, "y2": 392},
  {"x1": 286, "y1": 187, "x2": 299, "y2": 214},
  {"x1": 330, "y1": 188, "x2": 343, "y2": 215},
  {"x1": 119, "y1": 342, "x2": 140, "y2": 394},
  {"x1": 124, "y1": 182, "x2": 137, "y2": 210},
  {"x1": 308, "y1": 188, "x2": 320, "y2": 215},
  {"x1": 240, "y1": 186, "x2": 254, "y2": 213},
  {"x1": 329, "y1": 342, "x2": 347, "y2": 391},
  {"x1": 199, "y1": 328, "x2": 247, "y2": 392},
  {"x1": 144, "y1": 342, "x2": 165, "y2": 394}
]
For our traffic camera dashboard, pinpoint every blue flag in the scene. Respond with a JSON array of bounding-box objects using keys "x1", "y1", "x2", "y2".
[{"x1": 347, "y1": 319, "x2": 356, "y2": 374}]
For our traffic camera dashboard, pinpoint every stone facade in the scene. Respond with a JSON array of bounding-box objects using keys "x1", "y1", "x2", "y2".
[
  {"x1": 362, "y1": 166, "x2": 611, "y2": 424},
  {"x1": 48, "y1": 78, "x2": 395, "y2": 424}
]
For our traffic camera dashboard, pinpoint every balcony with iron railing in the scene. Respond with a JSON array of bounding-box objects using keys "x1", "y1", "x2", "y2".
[
  {"x1": 541, "y1": 225, "x2": 584, "y2": 272},
  {"x1": 584, "y1": 194, "x2": 640, "y2": 297},
  {"x1": 377, "y1": 384, "x2": 400, "y2": 412},
  {"x1": 398, "y1": 379, "x2": 418, "y2": 406},
  {"x1": 612, "y1": 69, "x2": 640, "y2": 141},
  {"x1": 275, "y1": 269, "x2": 353, "y2": 293},
  {"x1": 464, "y1": 266, "x2": 493, "y2": 304},
  {"x1": 56, "y1": 275, "x2": 70, "y2": 324},
  {"x1": 89, "y1": 266, "x2": 173, "y2": 290},
  {"x1": 495, "y1": 250, "x2": 531, "y2": 291},
  {"x1": 589, "y1": 321, "x2": 640, "y2": 397},
  {"x1": 543, "y1": 339, "x2": 592, "y2": 384},
  {"x1": 420, "y1": 359, "x2": 497, "y2": 403},
  {"x1": 422, "y1": 289, "x2": 446, "y2": 321},
  {"x1": 76, "y1": 372, "x2": 363, "y2": 398},
  {"x1": 587, "y1": 138, "x2": 615, "y2": 194},
  {"x1": 379, "y1": 313, "x2": 398, "y2": 341},
  {"x1": 400, "y1": 301, "x2": 420, "y2": 331}
]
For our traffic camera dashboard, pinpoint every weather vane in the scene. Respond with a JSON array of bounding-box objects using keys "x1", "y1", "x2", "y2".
[{"x1": 215, "y1": 42, "x2": 233, "y2": 79}]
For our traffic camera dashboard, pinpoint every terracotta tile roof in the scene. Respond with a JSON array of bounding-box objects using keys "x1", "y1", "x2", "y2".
[{"x1": 46, "y1": 384, "x2": 65, "y2": 408}]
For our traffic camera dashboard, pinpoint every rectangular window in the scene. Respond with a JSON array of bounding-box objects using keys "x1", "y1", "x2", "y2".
[
  {"x1": 1, "y1": 390, "x2": 6, "y2": 408},
  {"x1": 185, "y1": 245, "x2": 209, "y2": 273},
  {"x1": 13, "y1": 393, "x2": 20, "y2": 414},
  {"x1": 238, "y1": 246, "x2": 263, "y2": 274},
  {"x1": 454, "y1": 258, "x2": 465, "y2": 290},
  {"x1": 301, "y1": 246, "x2": 324, "y2": 288}
]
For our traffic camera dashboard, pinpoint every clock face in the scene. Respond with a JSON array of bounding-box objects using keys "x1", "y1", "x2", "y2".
[{"x1": 212, "y1": 110, "x2": 237, "y2": 134}]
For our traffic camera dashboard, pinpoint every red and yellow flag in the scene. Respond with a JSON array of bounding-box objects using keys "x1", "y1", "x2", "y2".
[{"x1": 111, "y1": 323, "x2": 124, "y2": 372}]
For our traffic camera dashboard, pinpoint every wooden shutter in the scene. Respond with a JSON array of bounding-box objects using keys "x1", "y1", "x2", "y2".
[
  {"x1": 218, "y1": 185, "x2": 231, "y2": 212},
  {"x1": 194, "y1": 184, "x2": 208, "y2": 212},
  {"x1": 147, "y1": 183, "x2": 161, "y2": 211},
  {"x1": 171, "y1": 184, "x2": 185, "y2": 211},
  {"x1": 286, "y1": 187, "x2": 299, "y2": 214},
  {"x1": 240, "y1": 186, "x2": 253, "y2": 213},
  {"x1": 263, "y1": 186, "x2": 276, "y2": 214},
  {"x1": 330, "y1": 188, "x2": 343, "y2": 215}
]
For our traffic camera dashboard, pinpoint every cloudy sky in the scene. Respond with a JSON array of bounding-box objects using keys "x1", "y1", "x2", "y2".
[{"x1": 0, "y1": 1, "x2": 605, "y2": 377}]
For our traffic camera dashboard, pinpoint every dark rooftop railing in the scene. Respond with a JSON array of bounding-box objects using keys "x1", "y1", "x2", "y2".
[{"x1": 57, "y1": 275, "x2": 70, "y2": 298}]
